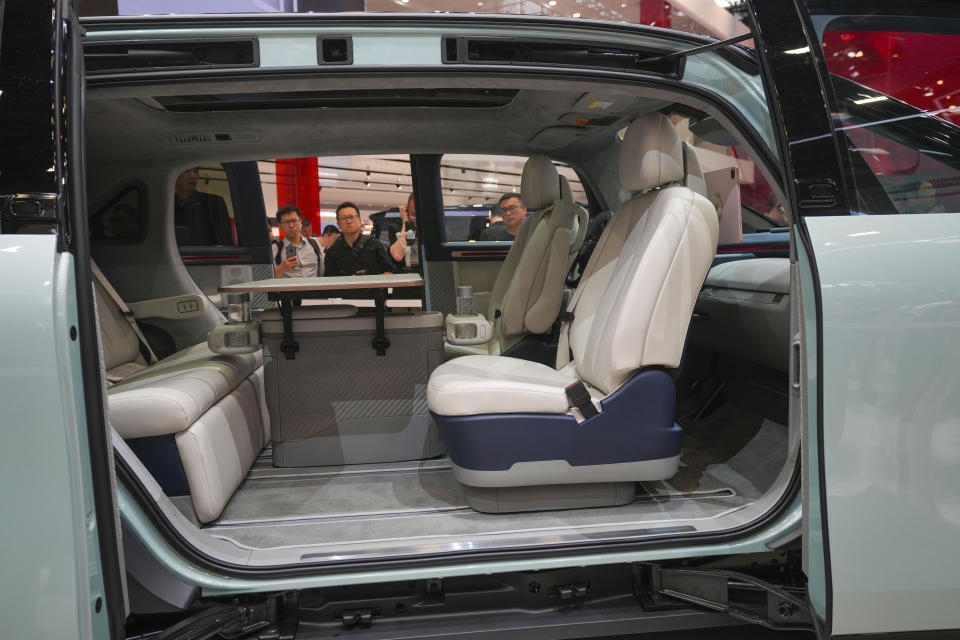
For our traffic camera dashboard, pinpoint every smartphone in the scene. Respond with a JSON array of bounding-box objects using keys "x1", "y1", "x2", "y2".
[{"x1": 285, "y1": 244, "x2": 297, "y2": 260}]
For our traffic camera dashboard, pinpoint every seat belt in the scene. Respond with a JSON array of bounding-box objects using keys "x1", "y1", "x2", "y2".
[
  {"x1": 564, "y1": 380, "x2": 598, "y2": 419},
  {"x1": 555, "y1": 220, "x2": 616, "y2": 369},
  {"x1": 91, "y1": 262, "x2": 158, "y2": 365}
]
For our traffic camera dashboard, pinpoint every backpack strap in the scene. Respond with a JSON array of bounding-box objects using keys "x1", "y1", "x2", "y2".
[{"x1": 307, "y1": 237, "x2": 322, "y2": 276}]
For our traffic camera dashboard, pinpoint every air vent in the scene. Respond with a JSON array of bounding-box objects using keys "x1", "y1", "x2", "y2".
[
  {"x1": 85, "y1": 38, "x2": 258, "y2": 74},
  {"x1": 162, "y1": 131, "x2": 262, "y2": 145},
  {"x1": 441, "y1": 36, "x2": 682, "y2": 77}
]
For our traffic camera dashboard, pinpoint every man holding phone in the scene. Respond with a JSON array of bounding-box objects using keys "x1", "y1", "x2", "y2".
[{"x1": 274, "y1": 205, "x2": 322, "y2": 278}]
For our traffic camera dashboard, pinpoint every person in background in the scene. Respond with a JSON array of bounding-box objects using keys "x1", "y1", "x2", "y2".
[
  {"x1": 766, "y1": 192, "x2": 789, "y2": 226},
  {"x1": 274, "y1": 205, "x2": 322, "y2": 278},
  {"x1": 301, "y1": 218, "x2": 314, "y2": 239},
  {"x1": 372, "y1": 192, "x2": 417, "y2": 270},
  {"x1": 903, "y1": 179, "x2": 946, "y2": 214},
  {"x1": 480, "y1": 193, "x2": 526, "y2": 241},
  {"x1": 323, "y1": 202, "x2": 395, "y2": 276},
  {"x1": 173, "y1": 166, "x2": 233, "y2": 246}
]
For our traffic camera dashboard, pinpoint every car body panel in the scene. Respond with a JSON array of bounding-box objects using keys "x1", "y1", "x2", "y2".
[
  {"x1": 806, "y1": 214, "x2": 960, "y2": 635},
  {"x1": 0, "y1": 237, "x2": 109, "y2": 640}
]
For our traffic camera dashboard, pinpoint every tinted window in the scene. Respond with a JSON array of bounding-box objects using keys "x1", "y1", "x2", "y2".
[
  {"x1": 91, "y1": 186, "x2": 143, "y2": 242},
  {"x1": 439, "y1": 154, "x2": 586, "y2": 243},
  {"x1": 174, "y1": 165, "x2": 236, "y2": 246},
  {"x1": 820, "y1": 23, "x2": 960, "y2": 215}
]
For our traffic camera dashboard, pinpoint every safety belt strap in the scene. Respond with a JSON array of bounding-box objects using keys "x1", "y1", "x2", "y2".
[
  {"x1": 564, "y1": 380, "x2": 598, "y2": 420},
  {"x1": 555, "y1": 220, "x2": 616, "y2": 368},
  {"x1": 91, "y1": 262, "x2": 158, "y2": 365}
]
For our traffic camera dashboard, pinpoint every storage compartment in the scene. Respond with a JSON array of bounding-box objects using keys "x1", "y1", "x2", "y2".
[{"x1": 261, "y1": 307, "x2": 446, "y2": 467}]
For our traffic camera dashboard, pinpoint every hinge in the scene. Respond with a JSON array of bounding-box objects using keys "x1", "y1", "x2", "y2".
[{"x1": 634, "y1": 564, "x2": 813, "y2": 632}]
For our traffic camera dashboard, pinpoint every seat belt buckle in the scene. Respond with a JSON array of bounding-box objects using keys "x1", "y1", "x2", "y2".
[{"x1": 564, "y1": 380, "x2": 599, "y2": 420}]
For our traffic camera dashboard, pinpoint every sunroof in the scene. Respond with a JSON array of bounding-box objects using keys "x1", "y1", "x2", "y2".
[{"x1": 155, "y1": 89, "x2": 518, "y2": 112}]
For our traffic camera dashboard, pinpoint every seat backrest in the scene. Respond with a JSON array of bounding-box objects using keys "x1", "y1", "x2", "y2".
[
  {"x1": 682, "y1": 142, "x2": 708, "y2": 199},
  {"x1": 93, "y1": 263, "x2": 149, "y2": 381},
  {"x1": 565, "y1": 113, "x2": 719, "y2": 395},
  {"x1": 486, "y1": 155, "x2": 587, "y2": 351}
]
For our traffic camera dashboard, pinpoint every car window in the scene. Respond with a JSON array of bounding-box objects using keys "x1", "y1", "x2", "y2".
[
  {"x1": 91, "y1": 186, "x2": 144, "y2": 243},
  {"x1": 819, "y1": 22, "x2": 960, "y2": 215},
  {"x1": 439, "y1": 154, "x2": 586, "y2": 244},
  {"x1": 663, "y1": 114, "x2": 785, "y2": 241},
  {"x1": 173, "y1": 164, "x2": 237, "y2": 247}
]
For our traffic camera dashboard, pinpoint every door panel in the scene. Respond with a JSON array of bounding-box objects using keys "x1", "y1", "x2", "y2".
[
  {"x1": 0, "y1": 1, "x2": 123, "y2": 638},
  {"x1": 752, "y1": 0, "x2": 960, "y2": 635}
]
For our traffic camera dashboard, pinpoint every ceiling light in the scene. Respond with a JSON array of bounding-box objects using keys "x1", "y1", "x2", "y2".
[
  {"x1": 572, "y1": 12, "x2": 581, "y2": 17},
  {"x1": 548, "y1": 0, "x2": 557, "y2": 5},
  {"x1": 784, "y1": 46, "x2": 810, "y2": 55}
]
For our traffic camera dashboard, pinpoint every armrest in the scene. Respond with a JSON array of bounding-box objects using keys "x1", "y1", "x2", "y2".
[{"x1": 127, "y1": 294, "x2": 207, "y2": 320}]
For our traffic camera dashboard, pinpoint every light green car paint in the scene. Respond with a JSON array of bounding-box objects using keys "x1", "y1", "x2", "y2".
[
  {"x1": 797, "y1": 235, "x2": 827, "y2": 621},
  {"x1": 806, "y1": 214, "x2": 960, "y2": 636},
  {"x1": 0, "y1": 237, "x2": 110, "y2": 640},
  {"x1": 119, "y1": 482, "x2": 800, "y2": 596}
]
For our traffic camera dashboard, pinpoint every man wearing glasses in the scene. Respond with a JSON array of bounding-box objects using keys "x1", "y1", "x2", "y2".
[
  {"x1": 323, "y1": 202, "x2": 395, "y2": 276},
  {"x1": 480, "y1": 193, "x2": 527, "y2": 241},
  {"x1": 274, "y1": 205, "x2": 323, "y2": 278}
]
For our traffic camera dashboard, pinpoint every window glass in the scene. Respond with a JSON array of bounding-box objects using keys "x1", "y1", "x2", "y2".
[
  {"x1": 173, "y1": 164, "x2": 237, "y2": 246},
  {"x1": 820, "y1": 24, "x2": 960, "y2": 214},
  {"x1": 439, "y1": 154, "x2": 587, "y2": 243},
  {"x1": 91, "y1": 186, "x2": 143, "y2": 242},
  {"x1": 670, "y1": 114, "x2": 785, "y2": 241},
  {"x1": 258, "y1": 154, "x2": 413, "y2": 258}
]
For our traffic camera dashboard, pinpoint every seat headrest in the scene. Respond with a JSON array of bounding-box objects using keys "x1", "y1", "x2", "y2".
[
  {"x1": 619, "y1": 112, "x2": 684, "y2": 192},
  {"x1": 682, "y1": 142, "x2": 708, "y2": 198},
  {"x1": 522, "y1": 155, "x2": 562, "y2": 209}
]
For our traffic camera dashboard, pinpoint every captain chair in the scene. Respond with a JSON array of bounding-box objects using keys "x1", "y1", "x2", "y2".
[{"x1": 428, "y1": 113, "x2": 719, "y2": 513}]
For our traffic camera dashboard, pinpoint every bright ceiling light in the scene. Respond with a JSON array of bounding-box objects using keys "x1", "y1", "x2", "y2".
[
  {"x1": 572, "y1": 12, "x2": 581, "y2": 17},
  {"x1": 548, "y1": 0, "x2": 557, "y2": 5}
]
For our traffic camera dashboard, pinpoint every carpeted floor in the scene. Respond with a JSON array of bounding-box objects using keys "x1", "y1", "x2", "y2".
[{"x1": 203, "y1": 413, "x2": 788, "y2": 558}]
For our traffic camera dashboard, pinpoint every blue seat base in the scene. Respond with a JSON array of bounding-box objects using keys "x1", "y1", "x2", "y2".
[{"x1": 434, "y1": 368, "x2": 681, "y2": 478}]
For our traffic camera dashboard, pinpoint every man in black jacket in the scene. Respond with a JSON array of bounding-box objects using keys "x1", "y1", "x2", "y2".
[
  {"x1": 323, "y1": 202, "x2": 395, "y2": 276},
  {"x1": 173, "y1": 167, "x2": 233, "y2": 246}
]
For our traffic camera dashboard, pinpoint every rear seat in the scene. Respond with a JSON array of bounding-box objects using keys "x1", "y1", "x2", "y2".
[{"x1": 94, "y1": 265, "x2": 268, "y2": 523}]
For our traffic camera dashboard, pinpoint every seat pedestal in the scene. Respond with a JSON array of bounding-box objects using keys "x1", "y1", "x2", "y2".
[{"x1": 462, "y1": 481, "x2": 636, "y2": 514}]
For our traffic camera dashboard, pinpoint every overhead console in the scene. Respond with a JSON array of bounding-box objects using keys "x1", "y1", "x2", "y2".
[{"x1": 690, "y1": 258, "x2": 791, "y2": 372}]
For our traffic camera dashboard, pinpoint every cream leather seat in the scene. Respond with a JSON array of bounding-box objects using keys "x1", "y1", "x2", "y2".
[
  {"x1": 683, "y1": 141, "x2": 708, "y2": 198},
  {"x1": 445, "y1": 155, "x2": 587, "y2": 358},
  {"x1": 95, "y1": 269, "x2": 268, "y2": 523},
  {"x1": 428, "y1": 113, "x2": 719, "y2": 513}
]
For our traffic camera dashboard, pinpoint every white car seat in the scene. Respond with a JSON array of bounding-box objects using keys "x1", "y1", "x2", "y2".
[
  {"x1": 94, "y1": 264, "x2": 268, "y2": 523},
  {"x1": 427, "y1": 113, "x2": 719, "y2": 513},
  {"x1": 445, "y1": 155, "x2": 587, "y2": 358}
]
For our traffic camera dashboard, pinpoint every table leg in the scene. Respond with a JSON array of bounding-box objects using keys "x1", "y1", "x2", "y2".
[
  {"x1": 279, "y1": 297, "x2": 299, "y2": 360},
  {"x1": 372, "y1": 288, "x2": 391, "y2": 356}
]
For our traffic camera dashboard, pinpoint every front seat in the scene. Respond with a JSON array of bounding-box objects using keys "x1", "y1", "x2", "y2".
[
  {"x1": 445, "y1": 155, "x2": 587, "y2": 358},
  {"x1": 427, "y1": 113, "x2": 719, "y2": 513}
]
